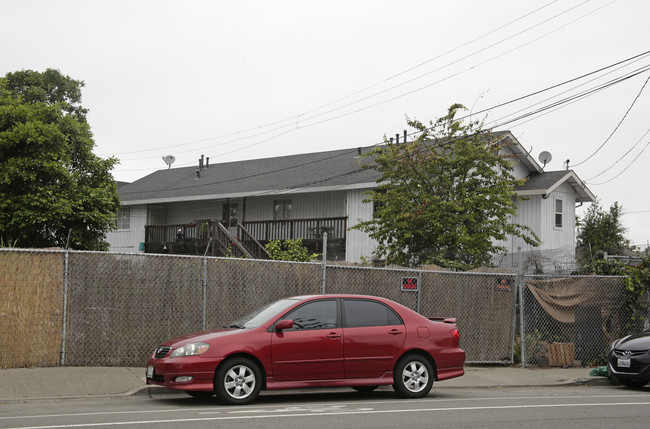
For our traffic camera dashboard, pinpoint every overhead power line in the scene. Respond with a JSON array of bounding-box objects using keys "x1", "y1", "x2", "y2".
[
  {"x1": 571, "y1": 74, "x2": 650, "y2": 167},
  {"x1": 106, "y1": 0, "x2": 608, "y2": 162},
  {"x1": 117, "y1": 52, "x2": 650, "y2": 191},
  {"x1": 587, "y1": 126, "x2": 650, "y2": 181},
  {"x1": 587, "y1": 139, "x2": 650, "y2": 185}
]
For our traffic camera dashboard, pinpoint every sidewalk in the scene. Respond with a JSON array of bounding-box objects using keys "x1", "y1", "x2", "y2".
[{"x1": 0, "y1": 365, "x2": 613, "y2": 401}]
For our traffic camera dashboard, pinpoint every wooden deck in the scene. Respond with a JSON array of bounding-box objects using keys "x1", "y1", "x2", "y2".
[{"x1": 144, "y1": 217, "x2": 347, "y2": 259}]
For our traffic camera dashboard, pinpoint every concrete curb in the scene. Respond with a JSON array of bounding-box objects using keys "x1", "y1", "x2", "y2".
[{"x1": 0, "y1": 366, "x2": 617, "y2": 402}]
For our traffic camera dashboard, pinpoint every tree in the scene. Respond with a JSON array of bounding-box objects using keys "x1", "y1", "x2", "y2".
[
  {"x1": 576, "y1": 200, "x2": 629, "y2": 263},
  {"x1": 0, "y1": 69, "x2": 120, "y2": 250},
  {"x1": 353, "y1": 104, "x2": 540, "y2": 269}
]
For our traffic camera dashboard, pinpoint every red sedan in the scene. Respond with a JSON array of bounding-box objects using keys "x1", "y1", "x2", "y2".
[{"x1": 146, "y1": 294, "x2": 465, "y2": 404}]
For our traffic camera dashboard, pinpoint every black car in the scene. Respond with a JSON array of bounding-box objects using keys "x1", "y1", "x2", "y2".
[{"x1": 608, "y1": 330, "x2": 650, "y2": 388}]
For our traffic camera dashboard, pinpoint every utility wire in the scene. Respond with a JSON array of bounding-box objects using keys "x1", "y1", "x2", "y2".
[
  {"x1": 106, "y1": 0, "x2": 604, "y2": 160},
  {"x1": 571, "y1": 74, "x2": 650, "y2": 167},
  {"x1": 587, "y1": 139, "x2": 650, "y2": 185},
  {"x1": 117, "y1": 55, "x2": 650, "y2": 187},
  {"x1": 484, "y1": 65, "x2": 650, "y2": 130},
  {"x1": 273, "y1": 0, "x2": 620, "y2": 139},
  {"x1": 298, "y1": 0, "x2": 563, "y2": 118},
  {"x1": 587, "y1": 126, "x2": 650, "y2": 181}
]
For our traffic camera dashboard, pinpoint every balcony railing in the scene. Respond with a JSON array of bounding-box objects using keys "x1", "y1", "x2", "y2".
[
  {"x1": 143, "y1": 217, "x2": 347, "y2": 258},
  {"x1": 240, "y1": 217, "x2": 347, "y2": 242}
]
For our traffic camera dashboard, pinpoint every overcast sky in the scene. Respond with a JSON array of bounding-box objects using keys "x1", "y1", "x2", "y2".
[{"x1": 2, "y1": 0, "x2": 649, "y2": 248}]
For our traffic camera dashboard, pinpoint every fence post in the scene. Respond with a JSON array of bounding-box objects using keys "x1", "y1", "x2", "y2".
[
  {"x1": 320, "y1": 232, "x2": 327, "y2": 294},
  {"x1": 202, "y1": 257, "x2": 207, "y2": 330},
  {"x1": 510, "y1": 273, "x2": 518, "y2": 365},
  {"x1": 416, "y1": 271, "x2": 422, "y2": 313},
  {"x1": 202, "y1": 238, "x2": 213, "y2": 330},
  {"x1": 60, "y1": 250, "x2": 69, "y2": 366},
  {"x1": 517, "y1": 246, "x2": 526, "y2": 368}
]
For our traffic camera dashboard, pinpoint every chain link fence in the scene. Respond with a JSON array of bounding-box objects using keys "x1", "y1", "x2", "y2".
[
  {"x1": 519, "y1": 275, "x2": 642, "y2": 367},
  {"x1": 1, "y1": 248, "x2": 645, "y2": 369}
]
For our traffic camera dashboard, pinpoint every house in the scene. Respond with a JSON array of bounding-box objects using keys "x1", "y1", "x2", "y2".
[{"x1": 107, "y1": 131, "x2": 595, "y2": 266}]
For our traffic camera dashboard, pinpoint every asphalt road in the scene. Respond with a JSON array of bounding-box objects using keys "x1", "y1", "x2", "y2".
[{"x1": 1, "y1": 385, "x2": 649, "y2": 429}]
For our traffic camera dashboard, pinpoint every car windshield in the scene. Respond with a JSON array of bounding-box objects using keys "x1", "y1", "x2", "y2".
[{"x1": 226, "y1": 298, "x2": 300, "y2": 329}]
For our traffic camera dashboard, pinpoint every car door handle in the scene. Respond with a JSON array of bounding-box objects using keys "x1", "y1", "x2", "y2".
[
  {"x1": 327, "y1": 332, "x2": 342, "y2": 339},
  {"x1": 388, "y1": 329, "x2": 403, "y2": 335}
]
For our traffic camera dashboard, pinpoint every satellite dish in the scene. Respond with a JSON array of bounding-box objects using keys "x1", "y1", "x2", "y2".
[
  {"x1": 162, "y1": 155, "x2": 176, "y2": 169},
  {"x1": 538, "y1": 151, "x2": 552, "y2": 168}
]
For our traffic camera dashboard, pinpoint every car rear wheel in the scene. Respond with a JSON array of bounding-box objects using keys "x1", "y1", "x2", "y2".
[
  {"x1": 619, "y1": 378, "x2": 648, "y2": 389},
  {"x1": 185, "y1": 390, "x2": 214, "y2": 398},
  {"x1": 215, "y1": 357, "x2": 262, "y2": 405},
  {"x1": 393, "y1": 354, "x2": 434, "y2": 398}
]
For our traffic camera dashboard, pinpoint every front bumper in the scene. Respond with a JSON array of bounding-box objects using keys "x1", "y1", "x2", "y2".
[
  {"x1": 146, "y1": 356, "x2": 224, "y2": 391},
  {"x1": 607, "y1": 349, "x2": 650, "y2": 381}
]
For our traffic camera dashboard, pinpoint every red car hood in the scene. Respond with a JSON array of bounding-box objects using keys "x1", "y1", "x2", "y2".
[{"x1": 162, "y1": 328, "x2": 244, "y2": 347}]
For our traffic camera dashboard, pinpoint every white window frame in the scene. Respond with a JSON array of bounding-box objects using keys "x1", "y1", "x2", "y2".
[
  {"x1": 274, "y1": 199, "x2": 292, "y2": 220},
  {"x1": 115, "y1": 207, "x2": 131, "y2": 230},
  {"x1": 554, "y1": 198, "x2": 563, "y2": 229}
]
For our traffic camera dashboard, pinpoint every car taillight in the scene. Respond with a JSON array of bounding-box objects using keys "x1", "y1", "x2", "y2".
[{"x1": 450, "y1": 328, "x2": 459, "y2": 340}]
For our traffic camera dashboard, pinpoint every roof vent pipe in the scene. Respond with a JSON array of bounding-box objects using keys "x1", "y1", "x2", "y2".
[
  {"x1": 206, "y1": 157, "x2": 209, "y2": 168},
  {"x1": 199, "y1": 155, "x2": 204, "y2": 170}
]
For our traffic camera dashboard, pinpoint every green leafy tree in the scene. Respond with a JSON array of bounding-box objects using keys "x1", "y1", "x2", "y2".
[
  {"x1": 354, "y1": 104, "x2": 540, "y2": 269},
  {"x1": 576, "y1": 200, "x2": 629, "y2": 264},
  {"x1": 0, "y1": 69, "x2": 120, "y2": 250}
]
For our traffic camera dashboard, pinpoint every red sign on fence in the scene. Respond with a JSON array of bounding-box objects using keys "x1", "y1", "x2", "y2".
[{"x1": 401, "y1": 277, "x2": 419, "y2": 291}]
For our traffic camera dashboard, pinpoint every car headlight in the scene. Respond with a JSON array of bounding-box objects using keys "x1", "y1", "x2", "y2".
[{"x1": 170, "y1": 342, "x2": 209, "y2": 357}]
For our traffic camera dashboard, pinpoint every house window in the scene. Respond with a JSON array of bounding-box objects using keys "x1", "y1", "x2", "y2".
[
  {"x1": 274, "y1": 199, "x2": 292, "y2": 220},
  {"x1": 222, "y1": 202, "x2": 239, "y2": 227},
  {"x1": 115, "y1": 207, "x2": 131, "y2": 230},
  {"x1": 554, "y1": 198, "x2": 563, "y2": 229},
  {"x1": 372, "y1": 190, "x2": 386, "y2": 218}
]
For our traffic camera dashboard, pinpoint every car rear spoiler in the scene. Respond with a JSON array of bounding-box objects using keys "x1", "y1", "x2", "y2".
[{"x1": 427, "y1": 317, "x2": 457, "y2": 324}]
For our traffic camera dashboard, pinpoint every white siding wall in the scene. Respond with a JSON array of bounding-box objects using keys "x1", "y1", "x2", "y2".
[
  {"x1": 106, "y1": 204, "x2": 147, "y2": 253},
  {"x1": 498, "y1": 183, "x2": 577, "y2": 253},
  {"x1": 241, "y1": 191, "x2": 347, "y2": 221},
  {"x1": 495, "y1": 195, "x2": 542, "y2": 254},
  {"x1": 511, "y1": 159, "x2": 530, "y2": 180},
  {"x1": 345, "y1": 189, "x2": 377, "y2": 263},
  {"x1": 108, "y1": 180, "x2": 579, "y2": 263},
  {"x1": 539, "y1": 182, "x2": 576, "y2": 250},
  {"x1": 166, "y1": 200, "x2": 222, "y2": 223}
]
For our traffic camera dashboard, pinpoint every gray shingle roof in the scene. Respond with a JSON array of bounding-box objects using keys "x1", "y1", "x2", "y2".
[
  {"x1": 118, "y1": 135, "x2": 594, "y2": 205},
  {"x1": 518, "y1": 170, "x2": 595, "y2": 202},
  {"x1": 119, "y1": 147, "x2": 380, "y2": 204}
]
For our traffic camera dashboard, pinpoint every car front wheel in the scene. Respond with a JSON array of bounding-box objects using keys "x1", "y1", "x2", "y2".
[
  {"x1": 215, "y1": 357, "x2": 262, "y2": 405},
  {"x1": 393, "y1": 354, "x2": 434, "y2": 398}
]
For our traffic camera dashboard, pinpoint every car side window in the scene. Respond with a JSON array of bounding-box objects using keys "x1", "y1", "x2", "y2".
[
  {"x1": 282, "y1": 300, "x2": 338, "y2": 330},
  {"x1": 343, "y1": 299, "x2": 403, "y2": 328}
]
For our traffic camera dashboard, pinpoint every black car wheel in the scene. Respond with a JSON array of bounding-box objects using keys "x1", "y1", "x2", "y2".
[
  {"x1": 215, "y1": 357, "x2": 262, "y2": 405},
  {"x1": 619, "y1": 378, "x2": 648, "y2": 389},
  {"x1": 393, "y1": 354, "x2": 434, "y2": 398}
]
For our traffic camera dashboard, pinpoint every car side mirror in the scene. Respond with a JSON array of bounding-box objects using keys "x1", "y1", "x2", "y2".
[{"x1": 275, "y1": 319, "x2": 293, "y2": 331}]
